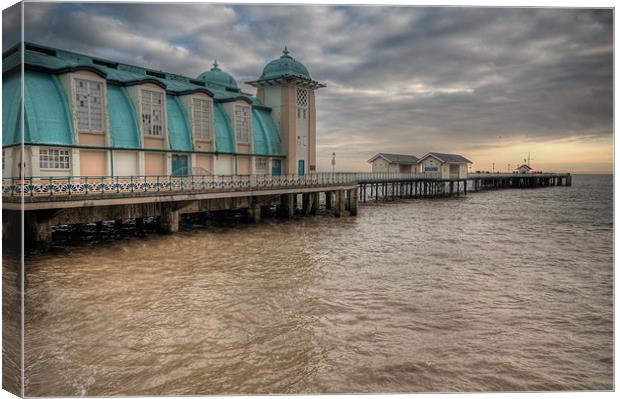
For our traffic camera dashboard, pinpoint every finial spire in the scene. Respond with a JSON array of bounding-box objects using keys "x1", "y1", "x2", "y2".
[
  {"x1": 212, "y1": 59, "x2": 219, "y2": 70},
  {"x1": 283, "y1": 45, "x2": 290, "y2": 57}
]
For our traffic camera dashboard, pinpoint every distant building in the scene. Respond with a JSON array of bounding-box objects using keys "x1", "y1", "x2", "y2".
[
  {"x1": 515, "y1": 164, "x2": 532, "y2": 174},
  {"x1": 367, "y1": 153, "x2": 419, "y2": 173},
  {"x1": 418, "y1": 152, "x2": 472, "y2": 179}
]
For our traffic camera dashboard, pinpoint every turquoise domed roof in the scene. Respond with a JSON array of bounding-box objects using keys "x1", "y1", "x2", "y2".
[
  {"x1": 197, "y1": 60, "x2": 238, "y2": 89},
  {"x1": 259, "y1": 47, "x2": 311, "y2": 81}
]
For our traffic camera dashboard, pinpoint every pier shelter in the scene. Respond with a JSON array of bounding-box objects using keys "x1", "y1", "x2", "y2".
[
  {"x1": 367, "y1": 153, "x2": 419, "y2": 173},
  {"x1": 515, "y1": 164, "x2": 533, "y2": 174},
  {"x1": 2, "y1": 43, "x2": 324, "y2": 179},
  {"x1": 418, "y1": 152, "x2": 472, "y2": 179}
]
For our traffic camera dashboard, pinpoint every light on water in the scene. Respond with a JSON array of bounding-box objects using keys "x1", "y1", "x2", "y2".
[{"x1": 7, "y1": 175, "x2": 613, "y2": 395}]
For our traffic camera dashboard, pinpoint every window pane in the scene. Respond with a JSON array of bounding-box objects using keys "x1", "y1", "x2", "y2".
[
  {"x1": 40, "y1": 148, "x2": 70, "y2": 170},
  {"x1": 235, "y1": 105, "x2": 250, "y2": 144},
  {"x1": 192, "y1": 98, "x2": 212, "y2": 140},
  {"x1": 142, "y1": 90, "x2": 164, "y2": 137},
  {"x1": 75, "y1": 78, "x2": 104, "y2": 132}
]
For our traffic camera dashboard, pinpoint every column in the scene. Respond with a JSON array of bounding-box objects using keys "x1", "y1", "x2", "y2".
[
  {"x1": 349, "y1": 188, "x2": 358, "y2": 216},
  {"x1": 310, "y1": 192, "x2": 319, "y2": 215},
  {"x1": 334, "y1": 190, "x2": 344, "y2": 218},
  {"x1": 277, "y1": 194, "x2": 295, "y2": 218},
  {"x1": 325, "y1": 191, "x2": 332, "y2": 209},
  {"x1": 159, "y1": 206, "x2": 179, "y2": 233},
  {"x1": 302, "y1": 193, "x2": 311, "y2": 216},
  {"x1": 24, "y1": 213, "x2": 52, "y2": 245},
  {"x1": 247, "y1": 202, "x2": 261, "y2": 223}
]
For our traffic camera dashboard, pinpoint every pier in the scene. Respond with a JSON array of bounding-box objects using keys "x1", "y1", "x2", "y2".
[
  {"x1": 347, "y1": 172, "x2": 571, "y2": 202},
  {"x1": 468, "y1": 173, "x2": 572, "y2": 191},
  {"x1": 2, "y1": 171, "x2": 571, "y2": 246},
  {"x1": 1, "y1": 174, "x2": 359, "y2": 245}
]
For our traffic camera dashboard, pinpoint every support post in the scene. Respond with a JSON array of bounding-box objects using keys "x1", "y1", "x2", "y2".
[
  {"x1": 325, "y1": 191, "x2": 332, "y2": 209},
  {"x1": 159, "y1": 207, "x2": 179, "y2": 233},
  {"x1": 24, "y1": 213, "x2": 53, "y2": 245},
  {"x1": 247, "y1": 202, "x2": 261, "y2": 223},
  {"x1": 310, "y1": 192, "x2": 319, "y2": 215},
  {"x1": 302, "y1": 193, "x2": 311, "y2": 216},
  {"x1": 277, "y1": 194, "x2": 295, "y2": 218},
  {"x1": 345, "y1": 190, "x2": 351, "y2": 211},
  {"x1": 349, "y1": 188, "x2": 358, "y2": 216},
  {"x1": 334, "y1": 190, "x2": 345, "y2": 218}
]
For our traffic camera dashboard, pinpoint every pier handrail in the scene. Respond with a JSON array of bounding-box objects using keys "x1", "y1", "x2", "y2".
[
  {"x1": 1, "y1": 171, "x2": 570, "y2": 198},
  {"x1": 2, "y1": 173, "x2": 357, "y2": 198}
]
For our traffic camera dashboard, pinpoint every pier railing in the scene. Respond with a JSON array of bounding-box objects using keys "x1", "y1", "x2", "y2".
[
  {"x1": 316, "y1": 172, "x2": 451, "y2": 182},
  {"x1": 1, "y1": 173, "x2": 360, "y2": 197},
  {"x1": 1, "y1": 171, "x2": 571, "y2": 197}
]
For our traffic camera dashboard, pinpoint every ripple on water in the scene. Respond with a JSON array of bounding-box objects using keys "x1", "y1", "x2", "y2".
[{"x1": 20, "y1": 174, "x2": 613, "y2": 395}]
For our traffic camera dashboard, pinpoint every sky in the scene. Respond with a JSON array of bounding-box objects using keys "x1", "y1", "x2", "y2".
[{"x1": 2, "y1": 2, "x2": 614, "y2": 173}]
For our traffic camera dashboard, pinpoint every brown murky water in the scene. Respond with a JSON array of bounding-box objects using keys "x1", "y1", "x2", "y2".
[{"x1": 11, "y1": 175, "x2": 615, "y2": 395}]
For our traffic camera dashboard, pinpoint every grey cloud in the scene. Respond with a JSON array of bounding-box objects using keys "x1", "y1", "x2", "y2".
[{"x1": 10, "y1": 3, "x2": 613, "y2": 171}]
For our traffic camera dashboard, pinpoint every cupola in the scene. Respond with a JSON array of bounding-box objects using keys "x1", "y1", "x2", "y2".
[{"x1": 197, "y1": 60, "x2": 238, "y2": 89}]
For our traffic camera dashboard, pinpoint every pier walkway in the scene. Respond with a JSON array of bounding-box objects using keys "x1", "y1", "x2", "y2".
[
  {"x1": 2, "y1": 171, "x2": 571, "y2": 245},
  {"x1": 323, "y1": 172, "x2": 571, "y2": 202},
  {"x1": 2, "y1": 174, "x2": 360, "y2": 244}
]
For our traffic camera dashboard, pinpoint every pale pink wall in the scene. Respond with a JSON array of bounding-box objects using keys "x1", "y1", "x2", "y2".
[
  {"x1": 282, "y1": 85, "x2": 296, "y2": 174},
  {"x1": 145, "y1": 153, "x2": 165, "y2": 175},
  {"x1": 79, "y1": 150, "x2": 106, "y2": 176},
  {"x1": 237, "y1": 143, "x2": 251, "y2": 154},
  {"x1": 143, "y1": 137, "x2": 165, "y2": 149},
  {"x1": 79, "y1": 133, "x2": 106, "y2": 146},
  {"x1": 195, "y1": 154, "x2": 213, "y2": 174},
  {"x1": 308, "y1": 89, "x2": 316, "y2": 173},
  {"x1": 237, "y1": 156, "x2": 251, "y2": 175}
]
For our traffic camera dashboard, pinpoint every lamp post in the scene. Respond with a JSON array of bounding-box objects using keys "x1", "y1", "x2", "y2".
[{"x1": 331, "y1": 152, "x2": 336, "y2": 173}]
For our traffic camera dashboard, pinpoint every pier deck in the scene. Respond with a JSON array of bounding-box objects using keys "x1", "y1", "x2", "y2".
[
  {"x1": 2, "y1": 174, "x2": 359, "y2": 245},
  {"x1": 2, "y1": 172, "x2": 571, "y2": 245},
  {"x1": 350, "y1": 172, "x2": 571, "y2": 202}
]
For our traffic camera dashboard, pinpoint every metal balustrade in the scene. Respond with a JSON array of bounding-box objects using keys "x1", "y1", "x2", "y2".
[
  {"x1": 2, "y1": 173, "x2": 350, "y2": 197},
  {"x1": 1, "y1": 172, "x2": 571, "y2": 197}
]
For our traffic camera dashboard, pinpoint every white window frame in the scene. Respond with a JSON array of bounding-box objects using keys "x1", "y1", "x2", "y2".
[
  {"x1": 296, "y1": 87, "x2": 308, "y2": 108},
  {"x1": 296, "y1": 87, "x2": 308, "y2": 120},
  {"x1": 255, "y1": 157, "x2": 268, "y2": 173},
  {"x1": 141, "y1": 89, "x2": 165, "y2": 137},
  {"x1": 192, "y1": 97, "x2": 213, "y2": 142},
  {"x1": 74, "y1": 78, "x2": 105, "y2": 133},
  {"x1": 39, "y1": 148, "x2": 71, "y2": 170},
  {"x1": 234, "y1": 104, "x2": 251, "y2": 145}
]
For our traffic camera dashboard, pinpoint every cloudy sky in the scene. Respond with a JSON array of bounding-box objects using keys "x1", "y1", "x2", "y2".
[{"x1": 3, "y1": 2, "x2": 613, "y2": 173}]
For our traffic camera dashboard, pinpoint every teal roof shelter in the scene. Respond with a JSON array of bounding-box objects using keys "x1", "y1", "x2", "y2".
[
  {"x1": 107, "y1": 85, "x2": 141, "y2": 149},
  {"x1": 247, "y1": 47, "x2": 325, "y2": 90},
  {"x1": 197, "y1": 60, "x2": 239, "y2": 90},
  {"x1": 2, "y1": 42, "x2": 284, "y2": 157},
  {"x1": 23, "y1": 70, "x2": 75, "y2": 146}
]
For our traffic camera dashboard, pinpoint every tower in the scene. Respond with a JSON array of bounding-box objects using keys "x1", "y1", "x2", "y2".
[{"x1": 247, "y1": 47, "x2": 325, "y2": 175}]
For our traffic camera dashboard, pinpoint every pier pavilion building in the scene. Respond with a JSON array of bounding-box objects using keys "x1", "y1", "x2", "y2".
[
  {"x1": 368, "y1": 152, "x2": 472, "y2": 178},
  {"x1": 368, "y1": 153, "x2": 420, "y2": 173},
  {"x1": 515, "y1": 164, "x2": 533, "y2": 174},
  {"x1": 2, "y1": 43, "x2": 324, "y2": 179},
  {"x1": 418, "y1": 152, "x2": 472, "y2": 179}
]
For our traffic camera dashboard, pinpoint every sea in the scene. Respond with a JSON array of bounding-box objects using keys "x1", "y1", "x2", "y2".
[{"x1": 2, "y1": 174, "x2": 613, "y2": 395}]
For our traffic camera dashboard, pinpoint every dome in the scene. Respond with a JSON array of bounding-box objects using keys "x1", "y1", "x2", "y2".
[
  {"x1": 197, "y1": 60, "x2": 238, "y2": 89},
  {"x1": 259, "y1": 47, "x2": 311, "y2": 81}
]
